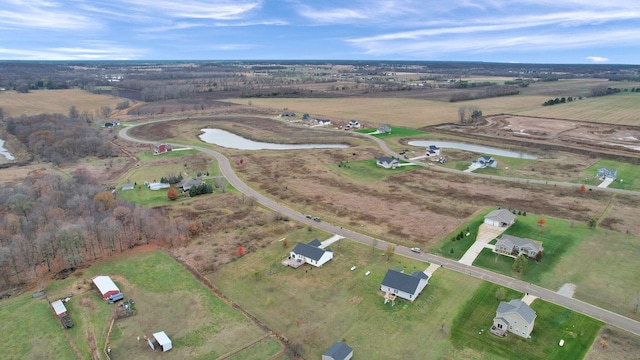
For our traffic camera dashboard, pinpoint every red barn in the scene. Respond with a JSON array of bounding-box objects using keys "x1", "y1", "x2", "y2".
[
  {"x1": 92, "y1": 275, "x2": 120, "y2": 299},
  {"x1": 154, "y1": 142, "x2": 172, "y2": 154}
]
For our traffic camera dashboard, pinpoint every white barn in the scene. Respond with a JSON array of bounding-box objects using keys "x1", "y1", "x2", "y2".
[{"x1": 92, "y1": 275, "x2": 120, "y2": 299}]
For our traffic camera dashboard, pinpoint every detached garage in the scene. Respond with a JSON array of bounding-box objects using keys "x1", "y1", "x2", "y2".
[
  {"x1": 148, "y1": 331, "x2": 172, "y2": 352},
  {"x1": 484, "y1": 209, "x2": 516, "y2": 228},
  {"x1": 92, "y1": 275, "x2": 120, "y2": 299}
]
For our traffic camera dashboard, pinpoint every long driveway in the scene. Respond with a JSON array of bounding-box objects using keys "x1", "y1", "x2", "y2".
[{"x1": 119, "y1": 120, "x2": 640, "y2": 336}]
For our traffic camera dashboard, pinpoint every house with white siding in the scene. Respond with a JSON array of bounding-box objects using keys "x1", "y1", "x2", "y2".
[{"x1": 380, "y1": 269, "x2": 429, "y2": 302}]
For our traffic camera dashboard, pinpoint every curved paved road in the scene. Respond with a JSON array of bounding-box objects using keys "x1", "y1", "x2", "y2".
[{"x1": 119, "y1": 120, "x2": 640, "y2": 336}]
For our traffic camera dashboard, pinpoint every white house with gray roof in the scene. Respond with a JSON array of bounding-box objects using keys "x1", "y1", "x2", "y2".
[
  {"x1": 376, "y1": 156, "x2": 400, "y2": 169},
  {"x1": 597, "y1": 167, "x2": 617, "y2": 180},
  {"x1": 494, "y1": 234, "x2": 543, "y2": 259},
  {"x1": 322, "y1": 342, "x2": 353, "y2": 360},
  {"x1": 288, "y1": 239, "x2": 333, "y2": 267},
  {"x1": 380, "y1": 269, "x2": 429, "y2": 302},
  {"x1": 491, "y1": 299, "x2": 537, "y2": 338},
  {"x1": 484, "y1": 209, "x2": 516, "y2": 228}
]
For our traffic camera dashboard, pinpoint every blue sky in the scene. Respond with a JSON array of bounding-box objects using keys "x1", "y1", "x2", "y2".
[{"x1": 1, "y1": 0, "x2": 639, "y2": 63}]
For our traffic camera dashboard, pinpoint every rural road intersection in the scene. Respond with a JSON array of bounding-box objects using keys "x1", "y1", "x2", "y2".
[{"x1": 119, "y1": 119, "x2": 640, "y2": 337}]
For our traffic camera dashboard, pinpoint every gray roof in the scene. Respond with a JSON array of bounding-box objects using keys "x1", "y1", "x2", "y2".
[
  {"x1": 307, "y1": 239, "x2": 322, "y2": 247},
  {"x1": 377, "y1": 156, "x2": 397, "y2": 164},
  {"x1": 292, "y1": 242, "x2": 330, "y2": 261},
  {"x1": 381, "y1": 269, "x2": 428, "y2": 294},
  {"x1": 497, "y1": 234, "x2": 543, "y2": 253},
  {"x1": 179, "y1": 177, "x2": 204, "y2": 190},
  {"x1": 323, "y1": 342, "x2": 353, "y2": 360},
  {"x1": 485, "y1": 209, "x2": 516, "y2": 224},
  {"x1": 497, "y1": 299, "x2": 537, "y2": 324}
]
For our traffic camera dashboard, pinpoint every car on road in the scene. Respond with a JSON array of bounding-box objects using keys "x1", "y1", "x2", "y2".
[
  {"x1": 306, "y1": 214, "x2": 312, "y2": 219},
  {"x1": 410, "y1": 247, "x2": 422, "y2": 253},
  {"x1": 313, "y1": 217, "x2": 321, "y2": 222}
]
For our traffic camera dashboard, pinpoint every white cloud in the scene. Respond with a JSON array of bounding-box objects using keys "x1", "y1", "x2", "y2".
[
  {"x1": 208, "y1": 44, "x2": 260, "y2": 50},
  {"x1": 0, "y1": 42, "x2": 146, "y2": 60},
  {"x1": 586, "y1": 56, "x2": 610, "y2": 63},
  {"x1": 119, "y1": 0, "x2": 261, "y2": 20},
  {"x1": 0, "y1": 1, "x2": 98, "y2": 30}
]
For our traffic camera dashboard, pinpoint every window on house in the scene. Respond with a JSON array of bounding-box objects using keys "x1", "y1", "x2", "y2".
[{"x1": 497, "y1": 324, "x2": 502, "y2": 329}]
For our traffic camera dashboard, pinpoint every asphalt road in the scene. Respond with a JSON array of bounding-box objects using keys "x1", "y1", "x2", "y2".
[{"x1": 119, "y1": 120, "x2": 640, "y2": 336}]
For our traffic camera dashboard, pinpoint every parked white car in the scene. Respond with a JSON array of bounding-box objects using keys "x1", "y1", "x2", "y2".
[{"x1": 410, "y1": 247, "x2": 422, "y2": 253}]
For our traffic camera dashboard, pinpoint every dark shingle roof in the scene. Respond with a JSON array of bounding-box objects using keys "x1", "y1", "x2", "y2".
[
  {"x1": 307, "y1": 239, "x2": 322, "y2": 247},
  {"x1": 292, "y1": 242, "x2": 327, "y2": 261},
  {"x1": 381, "y1": 269, "x2": 428, "y2": 294},
  {"x1": 323, "y1": 342, "x2": 353, "y2": 360}
]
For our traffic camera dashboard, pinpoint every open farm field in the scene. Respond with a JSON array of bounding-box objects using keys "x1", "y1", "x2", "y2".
[
  {"x1": 210, "y1": 237, "x2": 490, "y2": 359},
  {"x1": 13, "y1": 249, "x2": 272, "y2": 360},
  {"x1": 452, "y1": 282, "x2": 603, "y2": 360},
  {"x1": 586, "y1": 326, "x2": 640, "y2": 360},
  {"x1": 0, "y1": 89, "x2": 124, "y2": 117}
]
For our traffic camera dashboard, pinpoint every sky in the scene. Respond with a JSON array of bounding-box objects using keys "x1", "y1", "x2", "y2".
[{"x1": 0, "y1": 0, "x2": 639, "y2": 64}]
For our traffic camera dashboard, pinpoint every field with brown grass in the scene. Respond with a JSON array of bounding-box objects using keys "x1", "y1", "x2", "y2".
[{"x1": 0, "y1": 89, "x2": 125, "y2": 117}]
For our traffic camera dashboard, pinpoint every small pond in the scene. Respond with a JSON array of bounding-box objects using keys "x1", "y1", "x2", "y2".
[
  {"x1": 407, "y1": 140, "x2": 537, "y2": 159},
  {"x1": 0, "y1": 139, "x2": 15, "y2": 160},
  {"x1": 199, "y1": 129, "x2": 349, "y2": 150}
]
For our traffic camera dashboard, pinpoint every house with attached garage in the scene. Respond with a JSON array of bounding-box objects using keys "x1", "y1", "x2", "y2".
[
  {"x1": 425, "y1": 145, "x2": 441, "y2": 157},
  {"x1": 484, "y1": 209, "x2": 516, "y2": 228},
  {"x1": 597, "y1": 167, "x2": 617, "y2": 180},
  {"x1": 494, "y1": 234, "x2": 543, "y2": 259},
  {"x1": 380, "y1": 269, "x2": 429, "y2": 302},
  {"x1": 376, "y1": 156, "x2": 400, "y2": 169},
  {"x1": 322, "y1": 342, "x2": 353, "y2": 360},
  {"x1": 490, "y1": 299, "x2": 537, "y2": 338},
  {"x1": 377, "y1": 124, "x2": 392, "y2": 134},
  {"x1": 474, "y1": 155, "x2": 497, "y2": 168},
  {"x1": 287, "y1": 239, "x2": 333, "y2": 268}
]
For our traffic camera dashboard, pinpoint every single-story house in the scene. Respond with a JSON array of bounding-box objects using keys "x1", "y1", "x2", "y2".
[
  {"x1": 280, "y1": 111, "x2": 296, "y2": 117},
  {"x1": 301, "y1": 113, "x2": 310, "y2": 120},
  {"x1": 316, "y1": 119, "x2": 332, "y2": 125},
  {"x1": 178, "y1": 177, "x2": 204, "y2": 192},
  {"x1": 149, "y1": 182, "x2": 170, "y2": 190},
  {"x1": 154, "y1": 142, "x2": 172, "y2": 154},
  {"x1": 121, "y1": 182, "x2": 134, "y2": 191},
  {"x1": 322, "y1": 342, "x2": 353, "y2": 360},
  {"x1": 346, "y1": 120, "x2": 361, "y2": 129},
  {"x1": 597, "y1": 167, "x2": 617, "y2": 180},
  {"x1": 149, "y1": 331, "x2": 172, "y2": 352},
  {"x1": 490, "y1": 299, "x2": 537, "y2": 338},
  {"x1": 494, "y1": 234, "x2": 543, "y2": 259},
  {"x1": 425, "y1": 145, "x2": 441, "y2": 157},
  {"x1": 104, "y1": 121, "x2": 120, "y2": 127},
  {"x1": 484, "y1": 209, "x2": 516, "y2": 228},
  {"x1": 380, "y1": 269, "x2": 429, "y2": 302},
  {"x1": 51, "y1": 299, "x2": 67, "y2": 317},
  {"x1": 92, "y1": 275, "x2": 120, "y2": 299},
  {"x1": 377, "y1": 124, "x2": 392, "y2": 134},
  {"x1": 289, "y1": 239, "x2": 333, "y2": 267},
  {"x1": 474, "y1": 155, "x2": 497, "y2": 168},
  {"x1": 376, "y1": 156, "x2": 400, "y2": 169}
]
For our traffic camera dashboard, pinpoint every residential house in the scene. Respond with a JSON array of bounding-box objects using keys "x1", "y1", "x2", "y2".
[
  {"x1": 322, "y1": 342, "x2": 353, "y2": 360},
  {"x1": 494, "y1": 234, "x2": 543, "y2": 259},
  {"x1": 490, "y1": 299, "x2": 537, "y2": 338},
  {"x1": 288, "y1": 239, "x2": 333, "y2": 267},
  {"x1": 377, "y1": 124, "x2": 392, "y2": 134},
  {"x1": 597, "y1": 167, "x2": 617, "y2": 180},
  {"x1": 380, "y1": 269, "x2": 429, "y2": 302},
  {"x1": 154, "y1": 142, "x2": 172, "y2": 154},
  {"x1": 474, "y1": 155, "x2": 497, "y2": 168},
  {"x1": 177, "y1": 177, "x2": 204, "y2": 192},
  {"x1": 484, "y1": 209, "x2": 516, "y2": 228},
  {"x1": 316, "y1": 119, "x2": 332, "y2": 126},
  {"x1": 346, "y1": 120, "x2": 361, "y2": 129},
  {"x1": 104, "y1": 121, "x2": 120, "y2": 127},
  {"x1": 425, "y1": 145, "x2": 441, "y2": 157},
  {"x1": 280, "y1": 111, "x2": 296, "y2": 117},
  {"x1": 376, "y1": 156, "x2": 400, "y2": 169}
]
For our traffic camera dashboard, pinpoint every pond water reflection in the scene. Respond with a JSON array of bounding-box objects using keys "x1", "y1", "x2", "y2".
[
  {"x1": 199, "y1": 129, "x2": 349, "y2": 150},
  {"x1": 0, "y1": 139, "x2": 15, "y2": 160},
  {"x1": 407, "y1": 140, "x2": 536, "y2": 159}
]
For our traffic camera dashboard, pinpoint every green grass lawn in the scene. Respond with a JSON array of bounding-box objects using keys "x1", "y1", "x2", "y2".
[
  {"x1": 5, "y1": 250, "x2": 273, "y2": 360},
  {"x1": 210, "y1": 234, "x2": 487, "y2": 359},
  {"x1": 356, "y1": 126, "x2": 428, "y2": 138},
  {"x1": 583, "y1": 159, "x2": 640, "y2": 191},
  {"x1": 452, "y1": 282, "x2": 603, "y2": 360},
  {"x1": 432, "y1": 210, "x2": 486, "y2": 260},
  {"x1": 327, "y1": 158, "x2": 420, "y2": 183},
  {"x1": 472, "y1": 214, "x2": 586, "y2": 283}
]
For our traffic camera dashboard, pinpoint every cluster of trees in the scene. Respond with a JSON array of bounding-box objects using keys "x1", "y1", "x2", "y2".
[
  {"x1": 0, "y1": 171, "x2": 188, "y2": 288},
  {"x1": 189, "y1": 183, "x2": 213, "y2": 197},
  {"x1": 5, "y1": 113, "x2": 115, "y2": 165},
  {"x1": 542, "y1": 97, "x2": 575, "y2": 106},
  {"x1": 449, "y1": 85, "x2": 520, "y2": 102},
  {"x1": 591, "y1": 85, "x2": 622, "y2": 97},
  {"x1": 457, "y1": 106, "x2": 483, "y2": 124}
]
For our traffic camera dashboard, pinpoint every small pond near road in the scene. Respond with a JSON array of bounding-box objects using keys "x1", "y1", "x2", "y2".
[{"x1": 199, "y1": 129, "x2": 349, "y2": 150}]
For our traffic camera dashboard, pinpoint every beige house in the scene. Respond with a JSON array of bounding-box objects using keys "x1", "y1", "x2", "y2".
[{"x1": 490, "y1": 299, "x2": 537, "y2": 338}]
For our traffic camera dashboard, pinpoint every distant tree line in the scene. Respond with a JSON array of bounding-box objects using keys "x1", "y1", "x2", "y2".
[
  {"x1": 449, "y1": 85, "x2": 520, "y2": 102},
  {"x1": 0, "y1": 171, "x2": 188, "y2": 289},
  {"x1": 5, "y1": 113, "x2": 115, "y2": 165},
  {"x1": 542, "y1": 96, "x2": 575, "y2": 106},
  {"x1": 591, "y1": 85, "x2": 623, "y2": 97}
]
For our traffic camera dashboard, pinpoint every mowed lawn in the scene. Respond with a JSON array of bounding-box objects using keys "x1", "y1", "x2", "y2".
[
  {"x1": 9, "y1": 250, "x2": 270, "y2": 360},
  {"x1": 473, "y1": 214, "x2": 585, "y2": 283},
  {"x1": 452, "y1": 282, "x2": 603, "y2": 360},
  {"x1": 582, "y1": 159, "x2": 640, "y2": 191},
  {"x1": 326, "y1": 158, "x2": 420, "y2": 183},
  {"x1": 432, "y1": 210, "x2": 486, "y2": 260},
  {"x1": 210, "y1": 237, "x2": 486, "y2": 359}
]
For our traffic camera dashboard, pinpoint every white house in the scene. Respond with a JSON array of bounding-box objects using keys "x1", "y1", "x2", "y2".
[
  {"x1": 484, "y1": 209, "x2": 516, "y2": 228},
  {"x1": 149, "y1": 331, "x2": 172, "y2": 352},
  {"x1": 92, "y1": 275, "x2": 120, "y2": 299},
  {"x1": 346, "y1": 120, "x2": 361, "y2": 129},
  {"x1": 597, "y1": 167, "x2": 617, "y2": 180},
  {"x1": 322, "y1": 342, "x2": 353, "y2": 360},
  {"x1": 473, "y1": 155, "x2": 497, "y2": 168},
  {"x1": 425, "y1": 145, "x2": 441, "y2": 157},
  {"x1": 376, "y1": 156, "x2": 400, "y2": 169},
  {"x1": 289, "y1": 239, "x2": 333, "y2": 267},
  {"x1": 380, "y1": 269, "x2": 429, "y2": 302},
  {"x1": 490, "y1": 299, "x2": 537, "y2": 338}
]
